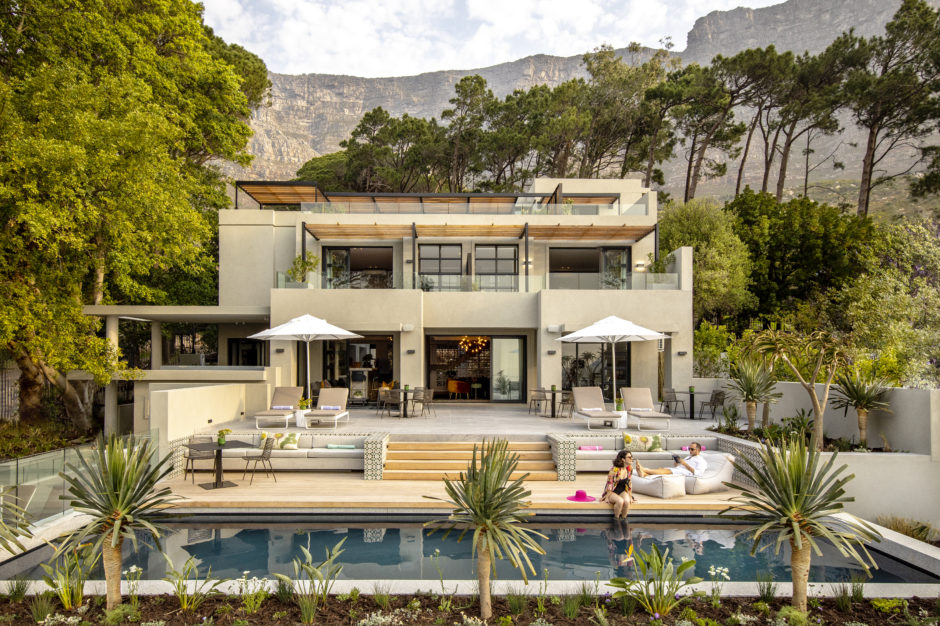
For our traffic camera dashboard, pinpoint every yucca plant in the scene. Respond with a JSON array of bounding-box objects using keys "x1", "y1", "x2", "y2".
[
  {"x1": 425, "y1": 439, "x2": 547, "y2": 620},
  {"x1": 832, "y1": 368, "x2": 890, "y2": 447},
  {"x1": 720, "y1": 434, "x2": 880, "y2": 611},
  {"x1": 58, "y1": 434, "x2": 178, "y2": 610},
  {"x1": 727, "y1": 357, "x2": 782, "y2": 432}
]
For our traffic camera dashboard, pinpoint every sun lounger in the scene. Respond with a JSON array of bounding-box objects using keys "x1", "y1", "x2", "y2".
[
  {"x1": 571, "y1": 387, "x2": 622, "y2": 430},
  {"x1": 620, "y1": 387, "x2": 671, "y2": 430},
  {"x1": 304, "y1": 388, "x2": 350, "y2": 429},
  {"x1": 254, "y1": 386, "x2": 303, "y2": 430}
]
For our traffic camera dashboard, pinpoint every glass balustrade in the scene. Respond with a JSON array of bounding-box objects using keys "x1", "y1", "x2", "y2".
[{"x1": 296, "y1": 200, "x2": 648, "y2": 216}]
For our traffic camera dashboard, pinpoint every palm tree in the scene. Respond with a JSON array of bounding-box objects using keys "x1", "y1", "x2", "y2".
[
  {"x1": 425, "y1": 439, "x2": 546, "y2": 620},
  {"x1": 726, "y1": 357, "x2": 781, "y2": 432},
  {"x1": 832, "y1": 368, "x2": 890, "y2": 447},
  {"x1": 59, "y1": 434, "x2": 178, "y2": 610},
  {"x1": 720, "y1": 434, "x2": 880, "y2": 611}
]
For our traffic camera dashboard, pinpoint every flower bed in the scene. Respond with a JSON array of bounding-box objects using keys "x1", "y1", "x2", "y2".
[{"x1": 2, "y1": 593, "x2": 937, "y2": 625}]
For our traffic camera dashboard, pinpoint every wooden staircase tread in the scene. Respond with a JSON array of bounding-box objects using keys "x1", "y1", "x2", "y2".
[
  {"x1": 386, "y1": 451, "x2": 553, "y2": 460},
  {"x1": 385, "y1": 460, "x2": 556, "y2": 470},
  {"x1": 387, "y1": 442, "x2": 549, "y2": 450},
  {"x1": 382, "y1": 470, "x2": 557, "y2": 481}
]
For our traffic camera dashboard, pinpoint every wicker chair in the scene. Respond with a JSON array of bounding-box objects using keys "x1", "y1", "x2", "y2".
[{"x1": 241, "y1": 436, "x2": 277, "y2": 485}]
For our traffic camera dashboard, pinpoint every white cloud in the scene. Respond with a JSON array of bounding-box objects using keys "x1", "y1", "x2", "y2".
[{"x1": 201, "y1": 0, "x2": 783, "y2": 77}]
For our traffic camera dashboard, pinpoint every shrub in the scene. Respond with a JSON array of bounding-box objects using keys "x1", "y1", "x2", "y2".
[
  {"x1": 102, "y1": 604, "x2": 140, "y2": 626},
  {"x1": 562, "y1": 595, "x2": 580, "y2": 619},
  {"x1": 163, "y1": 555, "x2": 226, "y2": 613},
  {"x1": 870, "y1": 597, "x2": 907, "y2": 614},
  {"x1": 29, "y1": 593, "x2": 55, "y2": 623},
  {"x1": 4, "y1": 576, "x2": 29, "y2": 602},
  {"x1": 776, "y1": 605, "x2": 809, "y2": 626},
  {"x1": 505, "y1": 587, "x2": 527, "y2": 615},
  {"x1": 876, "y1": 515, "x2": 939, "y2": 543},
  {"x1": 832, "y1": 583, "x2": 851, "y2": 611},
  {"x1": 606, "y1": 543, "x2": 702, "y2": 617},
  {"x1": 756, "y1": 571, "x2": 777, "y2": 602}
]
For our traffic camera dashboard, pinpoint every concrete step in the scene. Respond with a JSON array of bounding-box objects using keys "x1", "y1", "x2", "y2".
[
  {"x1": 386, "y1": 450, "x2": 553, "y2": 461},
  {"x1": 382, "y1": 469, "x2": 558, "y2": 481},
  {"x1": 384, "y1": 459, "x2": 556, "y2": 471},
  {"x1": 387, "y1": 441, "x2": 549, "y2": 451}
]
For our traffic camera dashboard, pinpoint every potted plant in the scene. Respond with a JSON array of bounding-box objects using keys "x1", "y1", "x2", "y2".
[
  {"x1": 286, "y1": 252, "x2": 320, "y2": 285},
  {"x1": 832, "y1": 368, "x2": 890, "y2": 448},
  {"x1": 216, "y1": 428, "x2": 232, "y2": 446}
]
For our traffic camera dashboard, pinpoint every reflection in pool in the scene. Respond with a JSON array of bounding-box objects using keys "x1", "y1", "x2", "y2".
[{"x1": 3, "y1": 522, "x2": 936, "y2": 584}]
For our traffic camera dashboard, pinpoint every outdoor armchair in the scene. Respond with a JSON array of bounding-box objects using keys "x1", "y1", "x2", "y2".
[
  {"x1": 620, "y1": 387, "x2": 671, "y2": 430},
  {"x1": 571, "y1": 387, "x2": 621, "y2": 430},
  {"x1": 699, "y1": 390, "x2": 726, "y2": 420},
  {"x1": 254, "y1": 386, "x2": 303, "y2": 430},
  {"x1": 304, "y1": 388, "x2": 350, "y2": 429}
]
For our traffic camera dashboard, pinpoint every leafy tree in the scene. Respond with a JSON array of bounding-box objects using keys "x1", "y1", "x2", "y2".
[
  {"x1": 726, "y1": 189, "x2": 878, "y2": 319},
  {"x1": 59, "y1": 434, "x2": 177, "y2": 610},
  {"x1": 656, "y1": 199, "x2": 753, "y2": 324},
  {"x1": 425, "y1": 440, "x2": 546, "y2": 620},
  {"x1": 476, "y1": 89, "x2": 541, "y2": 191},
  {"x1": 533, "y1": 80, "x2": 590, "y2": 178},
  {"x1": 721, "y1": 434, "x2": 879, "y2": 611},
  {"x1": 754, "y1": 329, "x2": 846, "y2": 449},
  {"x1": 442, "y1": 75, "x2": 495, "y2": 191},
  {"x1": 0, "y1": 0, "x2": 267, "y2": 428},
  {"x1": 295, "y1": 151, "x2": 350, "y2": 191},
  {"x1": 842, "y1": 0, "x2": 940, "y2": 216}
]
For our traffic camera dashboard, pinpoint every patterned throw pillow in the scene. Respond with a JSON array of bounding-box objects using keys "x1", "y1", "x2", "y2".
[
  {"x1": 648, "y1": 434, "x2": 664, "y2": 452},
  {"x1": 280, "y1": 432, "x2": 299, "y2": 450},
  {"x1": 622, "y1": 433, "x2": 647, "y2": 452},
  {"x1": 258, "y1": 432, "x2": 270, "y2": 448}
]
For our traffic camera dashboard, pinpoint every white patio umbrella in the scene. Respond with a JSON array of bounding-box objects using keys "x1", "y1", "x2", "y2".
[
  {"x1": 249, "y1": 314, "x2": 362, "y2": 399},
  {"x1": 557, "y1": 315, "x2": 666, "y2": 400}
]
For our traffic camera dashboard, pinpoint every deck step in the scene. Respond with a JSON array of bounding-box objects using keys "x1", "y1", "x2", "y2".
[
  {"x1": 384, "y1": 459, "x2": 556, "y2": 471},
  {"x1": 386, "y1": 450, "x2": 553, "y2": 461},
  {"x1": 387, "y1": 441, "x2": 549, "y2": 451},
  {"x1": 383, "y1": 469, "x2": 558, "y2": 481}
]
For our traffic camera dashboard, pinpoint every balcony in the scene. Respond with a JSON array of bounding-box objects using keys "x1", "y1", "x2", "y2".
[
  {"x1": 295, "y1": 199, "x2": 649, "y2": 217},
  {"x1": 276, "y1": 271, "x2": 678, "y2": 292}
]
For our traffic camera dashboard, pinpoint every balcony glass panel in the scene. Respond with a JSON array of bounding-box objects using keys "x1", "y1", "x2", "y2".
[{"x1": 297, "y1": 200, "x2": 647, "y2": 216}]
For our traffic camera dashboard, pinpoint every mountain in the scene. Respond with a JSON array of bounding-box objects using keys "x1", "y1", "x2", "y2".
[{"x1": 234, "y1": 0, "x2": 930, "y2": 198}]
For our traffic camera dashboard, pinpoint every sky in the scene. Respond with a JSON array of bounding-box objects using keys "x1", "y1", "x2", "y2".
[{"x1": 202, "y1": 0, "x2": 783, "y2": 78}]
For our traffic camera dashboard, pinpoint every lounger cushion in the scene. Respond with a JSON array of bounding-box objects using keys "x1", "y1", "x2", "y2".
[{"x1": 255, "y1": 410, "x2": 293, "y2": 417}]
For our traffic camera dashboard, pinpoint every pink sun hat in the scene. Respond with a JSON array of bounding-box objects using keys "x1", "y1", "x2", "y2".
[{"x1": 567, "y1": 490, "x2": 596, "y2": 502}]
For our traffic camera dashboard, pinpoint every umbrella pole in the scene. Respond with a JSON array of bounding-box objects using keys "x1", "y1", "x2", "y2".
[
  {"x1": 306, "y1": 342, "x2": 312, "y2": 400},
  {"x1": 611, "y1": 340, "x2": 616, "y2": 406}
]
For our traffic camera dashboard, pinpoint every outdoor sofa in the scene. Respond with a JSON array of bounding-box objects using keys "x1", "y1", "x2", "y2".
[
  {"x1": 548, "y1": 433, "x2": 734, "y2": 498},
  {"x1": 217, "y1": 432, "x2": 371, "y2": 471}
]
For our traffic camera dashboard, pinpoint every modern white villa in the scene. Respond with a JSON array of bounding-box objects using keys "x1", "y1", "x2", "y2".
[{"x1": 83, "y1": 177, "x2": 693, "y2": 437}]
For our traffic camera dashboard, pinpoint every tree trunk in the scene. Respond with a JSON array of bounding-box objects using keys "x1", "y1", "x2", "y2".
[
  {"x1": 746, "y1": 401, "x2": 757, "y2": 433},
  {"x1": 810, "y1": 393, "x2": 825, "y2": 451},
  {"x1": 102, "y1": 535, "x2": 123, "y2": 610},
  {"x1": 856, "y1": 408, "x2": 869, "y2": 447},
  {"x1": 11, "y1": 347, "x2": 44, "y2": 423},
  {"x1": 683, "y1": 135, "x2": 698, "y2": 203},
  {"x1": 857, "y1": 126, "x2": 879, "y2": 216},
  {"x1": 736, "y1": 113, "x2": 760, "y2": 196},
  {"x1": 762, "y1": 402, "x2": 771, "y2": 429},
  {"x1": 39, "y1": 362, "x2": 95, "y2": 432},
  {"x1": 775, "y1": 123, "x2": 798, "y2": 201},
  {"x1": 476, "y1": 536, "x2": 492, "y2": 620},
  {"x1": 790, "y1": 536, "x2": 812, "y2": 612}
]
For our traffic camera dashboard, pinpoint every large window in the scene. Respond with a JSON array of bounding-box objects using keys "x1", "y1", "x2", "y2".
[
  {"x1": 475, "y1": 245, "x2": 518, "y2": 292},
  {"x1": 419, "y1": 244, "x2": 462, "y2": 291},
  {"x1": 549, "y1": 247, "x2": 629, "y2": 290},
  {"x1": 323, "y1": 247, "x2": 394, "y2": 289}
]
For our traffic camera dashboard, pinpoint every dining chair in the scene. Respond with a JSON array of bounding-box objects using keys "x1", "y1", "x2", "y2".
[
  {"x1": 660, "y1": 388, "x2": 686, "y2": 415},
  {"x1": 183, "y1": 435, "x2": 214, "y2": 484},
  {"x1": 241, "y1": 436, "x2": 277, "y2": 485},
  {"x1": 528, "y1": 388, "x2": 547, "y2": 414}
]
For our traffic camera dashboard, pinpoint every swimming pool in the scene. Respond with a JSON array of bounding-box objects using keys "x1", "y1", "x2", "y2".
[{"x1": 3, "y1": 519, "x2": 936, "y2": 584}]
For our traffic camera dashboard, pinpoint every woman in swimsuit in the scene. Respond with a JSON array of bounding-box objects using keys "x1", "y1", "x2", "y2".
[{"x1": 600, "y1": 450, "x2": 635, "y2": 519}]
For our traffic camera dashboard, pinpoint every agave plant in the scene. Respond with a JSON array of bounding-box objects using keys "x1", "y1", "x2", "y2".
[
  {"x1": 720, "y1": 434, "x2": 880, "y2": 611},
  {"x1": 832, "y1": 368, "x2": 890, "y2": 447},
  {"x1": 425, "y1": 439, "x2": 546, "y2": 620},
  {"x1": 726, "y1": 357, "x2": 782, "y2": 432},
  {"x1": 58, "y1": 434, "x2": 178, "y2": 610}
]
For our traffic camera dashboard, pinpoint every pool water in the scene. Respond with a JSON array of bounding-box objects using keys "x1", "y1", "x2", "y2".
[{"x1": 4, "y1": 522, "x2": 936, "y2": 583}]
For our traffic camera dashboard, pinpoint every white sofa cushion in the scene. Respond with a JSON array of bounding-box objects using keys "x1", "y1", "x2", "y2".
[
  {"x1": 685, "y1": 453, "x2": 735, "y2": 495},
  {"x1": 308, "y1": 448, "x2": 364, "y2": 459}
]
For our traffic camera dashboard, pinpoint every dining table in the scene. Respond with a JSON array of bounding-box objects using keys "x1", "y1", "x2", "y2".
[
  {"x1": 184, "y1": 439, "x2": 253, "y2": 490},
  {"x1": 673, "y1": 390, "x2": 696, "y2": 420}
]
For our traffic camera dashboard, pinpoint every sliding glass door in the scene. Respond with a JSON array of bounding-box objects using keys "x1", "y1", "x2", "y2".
[{"x1": 491, "y1": 337, "x2": 523, "y2": 401}]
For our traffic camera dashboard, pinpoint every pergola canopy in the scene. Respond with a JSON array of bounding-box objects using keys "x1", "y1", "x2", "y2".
[{"x1": 303, "y1": 223, "x2": 654, "y2": 241}]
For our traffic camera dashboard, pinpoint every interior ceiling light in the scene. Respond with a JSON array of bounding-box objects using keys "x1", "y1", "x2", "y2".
[{"x1": 458, "y1": 335, "x2": 487, "y2": 354}]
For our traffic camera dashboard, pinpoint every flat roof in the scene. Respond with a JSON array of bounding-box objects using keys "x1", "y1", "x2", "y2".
[
  {"x1": 82, "y1": 305, "x2": 270, "y2": 323},
  {"x1": 235, "y1": 181, "x2": 620, "y2": 208}
]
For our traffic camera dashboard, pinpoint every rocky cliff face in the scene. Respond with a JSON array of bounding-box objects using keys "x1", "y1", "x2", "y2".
[{"x1": 232, "y1": 0, "x2": 926, "y2": 185}]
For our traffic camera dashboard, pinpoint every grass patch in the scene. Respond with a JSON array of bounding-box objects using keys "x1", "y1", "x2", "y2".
[
  {"x1": 876, "y1": 515, "x2": 939, "y2": 544},
  {"x1": 0, "y1": 419, "x2": 94, "y2": 461}
]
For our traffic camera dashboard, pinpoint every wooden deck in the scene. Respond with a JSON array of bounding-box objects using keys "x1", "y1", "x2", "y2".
[{"x1": 163, "y1": 470, "x2": 742, "y2": 516}]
